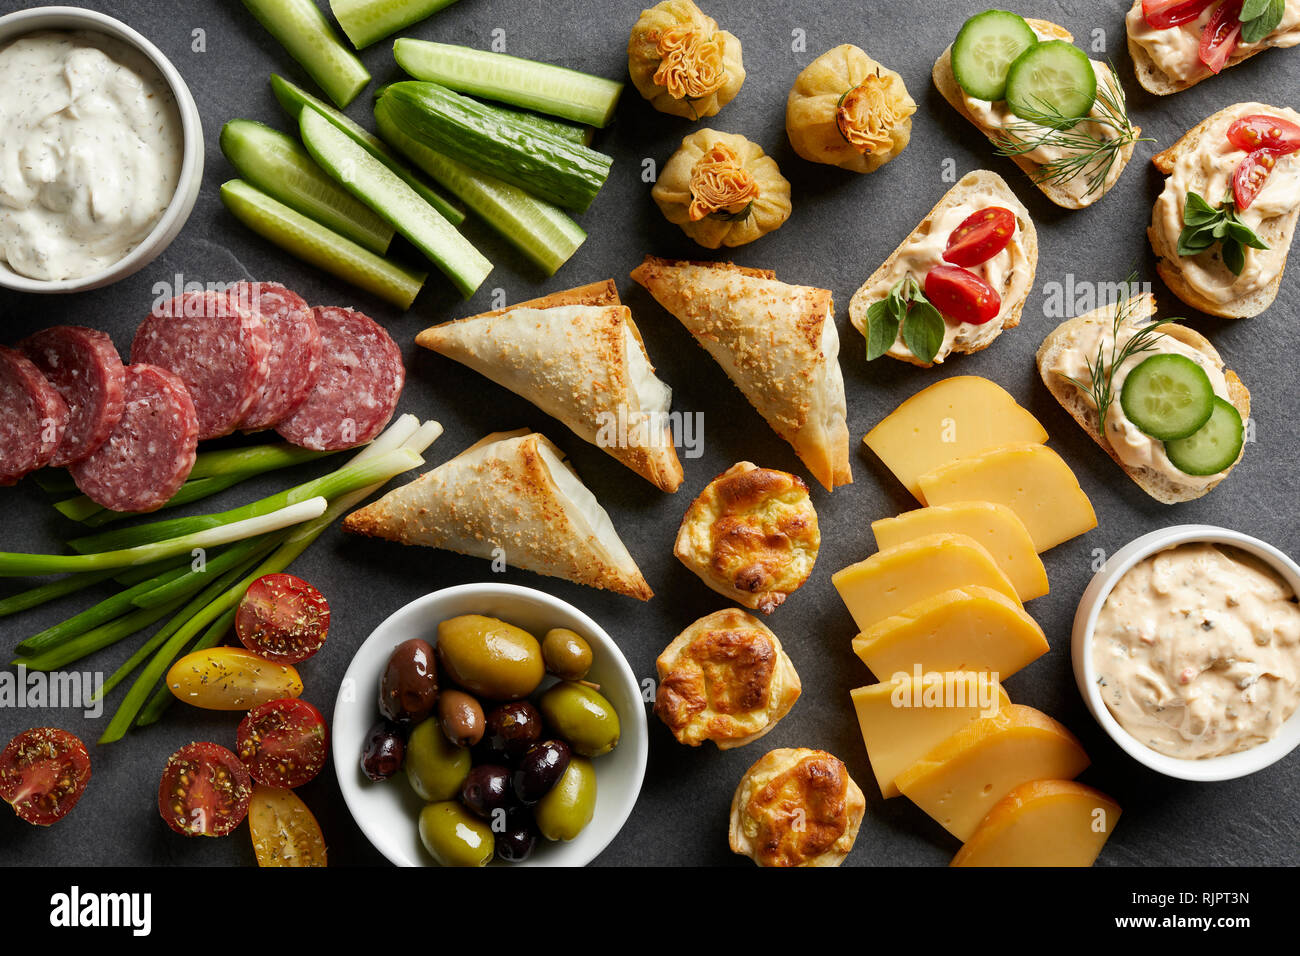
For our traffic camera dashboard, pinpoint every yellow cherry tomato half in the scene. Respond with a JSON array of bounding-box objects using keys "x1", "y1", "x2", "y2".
[
  {"x1": 248, "y1": 784, "x2": 327, "y2": 867},
  {"x1": 166, "y1": 647, "x2": 303, "y2": 711}
]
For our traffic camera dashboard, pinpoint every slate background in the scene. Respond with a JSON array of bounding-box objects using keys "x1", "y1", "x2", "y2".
[{"x1": 0, "y1": 0, "x2": 1297, "y2": 867}]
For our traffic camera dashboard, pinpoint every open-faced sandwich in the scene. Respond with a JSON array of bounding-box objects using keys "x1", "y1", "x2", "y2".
[
  {"x1": 1149, "y1": 103, "x2": 1300, "y2": 318},
  {"x1": 935, "y1": 10, "x2": 1142, "y2": 208},
  {"x1": 1127, "y1": 0, "x2": 1300, "y2": 95},
  {"x1": 1036, "y1": 282, "x2": 1250, "y2": 503},
  {"x1": 630, "y1": 256, "x2": 851, "y2": 491},
  {"x1": 416, "y1": 281, "x2": 685, "y2": 492},
  {"x1": 849, "y1": 170, "x2": 1037, "y2": 367}
]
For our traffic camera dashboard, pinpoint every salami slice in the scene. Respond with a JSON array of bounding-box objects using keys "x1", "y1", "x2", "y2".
[
  {"x1": 70, "y1": 364, "x2": 198, "y2": 513},
  {"x1": 276, "y1": 307, "x2": 405, "y2": 451},
  {"x1": 0, "y1": 345, "x2": 68, "y2": 485},
  {"x1": 227, "y1": 281, "x2": 322, "y2": 431},
  {"x1": 17, "y1": 326, "x2": 126, "y2": 467},
  {"x1": 131, "y1": 290, "x2": 271, "y2": 440}
]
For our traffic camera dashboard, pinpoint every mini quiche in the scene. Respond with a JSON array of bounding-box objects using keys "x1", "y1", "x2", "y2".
[
  {"x1": 674, "y1": 462, "x2": 819, "y2": 613},
  {"x1": 627, "y1": 0, "x2": 745, "y2": 119},
  {"x1": 729, "y1": 747, "x2": 866, "y2": 867},
  {"x1": 654, "y1": 608, "x2": 802, "y2": 749}
]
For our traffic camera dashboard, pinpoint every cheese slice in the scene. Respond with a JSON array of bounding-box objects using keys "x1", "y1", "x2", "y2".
[
  {"x1": 851, "y1": 673, "x2": 1010, "y2": 799},
  {"x1": 851, "y1": 586, "x2": 1049, "y2": 681},
  {"x1": 872, "y1": 501, "x2": 1048, "y2": 601},
  {"x1": 951, "y1": 780, "x2": 1122, "y2": 867},
  {"x1": 832, "y1": 533, "x2": 1020, "y2": 633},
  {"x1": 864, "y1": 377, "x2": 1048, "y2": 501},
  {"x1": 895, "y1": 704, "x2": 1090, "y2": 842},
  {"x1": 916, "y1": 444, "x2": 1096, "y2": 553}
]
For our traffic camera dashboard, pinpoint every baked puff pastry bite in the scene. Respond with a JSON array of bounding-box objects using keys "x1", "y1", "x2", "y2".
[
  {"x1": 674, "y1": 462, "x2": 819, "y2": 613},
  {"x1": 729, "y1": 748, "x2": 866, "y2": 867},
  {"x1": 655, "y1": 608, "x2": 801, "y2": 748}
]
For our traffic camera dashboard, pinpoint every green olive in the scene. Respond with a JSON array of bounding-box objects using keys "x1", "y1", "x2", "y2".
[
  {"x1": 542, "y1": 628, "x2": 594, "y2": 681},
  {"x1": 418, "y1": 801, "x2": 494, "y2": 867},
  {"x1": 405, "y1": 716, "x2": 471, "y2": 801},
  {"x1": 538, "y1": 681, "x2": 620, "y2": 757},
  {"x1": 535, "y1": 757, "x2": 597, "y2": 842},
  {"x1": 436, "y1": 614, "x2": 545, "y2": 701}
]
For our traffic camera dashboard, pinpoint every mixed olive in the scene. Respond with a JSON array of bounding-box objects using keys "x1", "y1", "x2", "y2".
[{"x1": 362, "y1": 613, "x2": 620, "y2": 866}]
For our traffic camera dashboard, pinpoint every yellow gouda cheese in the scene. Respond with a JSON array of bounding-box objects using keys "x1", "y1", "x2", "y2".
[
  {"x1": 895, "y1": 704, "x2": 1090, "y2": 842},
  {"x1": 951, "y1": 780, "x2": 1122, "y2": 867},
  {"x1": 851, "y1": 585, "x2": 1048, "y2": 681},
  {"x1": 916, "y1": 444, "x2": 1096, "y2": 553},
  {"x1": 863, "y1": 377, "x2": 1048, "y2": 501},
  {"x1": 832, "y1": 533, "x2": 1020, "y2": 633},
  {"x1": 872, "y1": 501, "x2": 1049, "y2": 601},
  {"x1": 851, "y1": 672, "x2": 1010, "y2": 799}
]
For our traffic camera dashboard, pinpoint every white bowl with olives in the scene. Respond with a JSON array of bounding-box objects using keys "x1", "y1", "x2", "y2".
[{"x1": 333, "y1": 583, "x2": 648, "y2": 866}]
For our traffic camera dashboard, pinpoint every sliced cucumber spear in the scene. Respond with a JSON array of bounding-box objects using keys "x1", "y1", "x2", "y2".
[
  {"x1": 375, "y1": 99, "x2": 586, "y2": 276},
  {"x1": 241, "y1": 0, "x2": 370, "y2": 108},
  {"x1": 299, "y1": 106, "x2": 492, "y2": 297},
  {"x1": 221, "y1": 119, "x2": 394, "y2": 254},
  {"x1": 331, "y1": 0, "x2": 460, "y2": 49},
  {"x1": 221, "y1": 179, "x2": 426, "y2": 309},
  {"x1": 270, "y1": 73, "x2": 465, "y2": 226},
  {"x1": 393, "y1": 38, "x2": 623, "y2": 128}
]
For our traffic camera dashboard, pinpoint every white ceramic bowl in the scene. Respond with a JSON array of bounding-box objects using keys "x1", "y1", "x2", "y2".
[
  {"x1": 333, "y1": 583, "x2": 649, "y2": 866},
  {"x1": 0, "y1": 6, "x2": 203, "y2": 293},
  {"x1": 1073, "y1": 524, "x2": 1300, "y2": 782}
]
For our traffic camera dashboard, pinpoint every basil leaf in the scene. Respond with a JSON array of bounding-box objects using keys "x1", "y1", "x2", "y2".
[
  {"x1": 1183, "y1": 192, "x2": 1219, "y2": 225},
  {"x1": 1241, "y1": 0, "x2": 1284, "y2": 43},
  {"x1": 865, "y1": 298, "x2": 901, "y2": 361},
  {"x1": 901, "y1": 301, "x2": 946, "y2": 365},
  {"x1": 887, "y1": 277, "x2": 908, "y2": 315},
  {"x1": 1177, "y1": 227, "x2": 1216, "y2": 257},
  {"x1": 1241, "y1": 0, "x2": 1272, "y2": 20},
  {"x1": 1212, "y1": 217, "x2": 1231, "y2": 238},
  {"x1": 1227, "y1": 212, "x2": 1271, "y2": 250},
  {"x1": 1221, "y1": 238, "x2": 1246, "y2": 276}
]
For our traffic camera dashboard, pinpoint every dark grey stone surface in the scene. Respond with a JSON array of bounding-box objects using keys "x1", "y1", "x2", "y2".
[{"x1": 0, "y1": 0, "x2": 1296, "y2": 867}]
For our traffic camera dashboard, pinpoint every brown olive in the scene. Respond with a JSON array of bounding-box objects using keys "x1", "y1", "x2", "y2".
[
  {"x1": 541, "y1": 628, "x2": 594, "y2": 681},
  {"x1": 379, "y1": 638, "x2": 438, "y2": 724},
  {"x1": 484, "y1": 700, "x2": 544, "y2": 763},
  {"x1": 438, "y1": 689, "x2": 485, "y2": 747}
]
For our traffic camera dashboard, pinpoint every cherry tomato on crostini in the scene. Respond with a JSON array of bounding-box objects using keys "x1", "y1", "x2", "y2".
[
  {"x1": 1233, "y1": 149, "x2": 1281, "y2": 210},
  {"x1": 1227, "y1": 114, "x2": 1300, "y2": 155},
  {"x1": 158, "y1": 741, "x2": 253, "y2": 837},
  {"x1": 1142, "y1": 0, "x2": 1215, "y2": 29},
  {"x1": 237, "y1": 698, "x2": 329, "y2": 789},
  {"x1": 236, "y1": 573, "x2": 330, "y2": 665},
  {"x1": 942, "y1": 206, "x2": 1017, "y2": 267},
  {"x1": 0, "y1": 728, "x2": 91, "y2": 826},
  {"x1": 248, "y1": 784, "x2": 327, "y2": 867},
  {"x1": 1199, "y1": 0, "x2": 1242, "y2": 74},
  {"x1": 924, "y1": 265, "x2": 1002, "y2": 325}
]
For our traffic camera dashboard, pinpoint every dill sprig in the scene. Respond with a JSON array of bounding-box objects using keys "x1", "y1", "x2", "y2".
[{"x1": 992, "y1": 65, "x2": 1150, "y2": 201}]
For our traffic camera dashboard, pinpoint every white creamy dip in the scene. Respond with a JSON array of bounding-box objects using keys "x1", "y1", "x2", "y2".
[
  {"x1": 1126, "y1": 0, "x2": 1300, "y2": 84},
  {"x1": 1094, "y1": 542, "x2": 1300, "y2": 759},
  {"x1": 0, "y1": 30, "x2": 183, "y2": 281}
]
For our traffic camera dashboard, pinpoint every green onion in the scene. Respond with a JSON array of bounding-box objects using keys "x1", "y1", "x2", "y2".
[
  {"x1": 129, "y1": 536, "x2": 272, "y2": 610},
  {"x1": 13, "y1": 596, "x2": 190, "y2": 672},
  {"x1": 0, "y1": 570, "x2": 121, "y2": 619},
  {"x1": 137, "y1": 606, "x2": 239, "y2": 727}
]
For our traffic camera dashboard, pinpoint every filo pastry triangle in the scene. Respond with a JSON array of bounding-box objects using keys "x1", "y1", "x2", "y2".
[
  {"x1": 630, "y1": 256, "x2": 851, "y2": 491},
  {"x1": 343, "y1": 428, "x2": 653, "y2": 600},
  {"x1": 416, "y1": 281, "x2": 684, "y2": 492}
]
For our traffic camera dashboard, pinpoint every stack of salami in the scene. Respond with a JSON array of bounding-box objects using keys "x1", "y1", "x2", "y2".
[{"x1": 1, "y1": 282, "x2": 404, "y2": 514}]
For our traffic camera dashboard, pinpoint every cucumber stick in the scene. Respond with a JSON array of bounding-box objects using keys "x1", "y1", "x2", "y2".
[
  {"x1": 300, "y1": 107, "x2": 492, "y2": 297},
  {"x1": 376, "y1": 101, "x2": 586, "y2": 276},
  {"x1": 221, "y1": 119, "x2": 394, "y2": 254},
  {"x1": 270, "y1": 73, "x2": 464, "y2": 226},
  {"x1": 393, "y1": 39, "x2": 623, "y2": 128},
  {"x1": 241, "y1": 0, "x2": 369, "y2": 108},
  {"x1": 331, "y1": 0, "x2": 460, "y2": 49},
  {"x1": 221, "y1": 179, "x2": 426, "y2": 308}
]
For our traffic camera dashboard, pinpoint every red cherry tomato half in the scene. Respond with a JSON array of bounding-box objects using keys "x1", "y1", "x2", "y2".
[
  {"x1": 0, "y1": 728, "x2": 91, "y2": 826},
  {"x1": 924, "y1": 265, "x2": 1002, "y2": 325},
  {"x1": 1227, "y1": 114, "x2": 1300, "y2": 155},
  {"x1": 237, "y1": 699, "x2": 329, "y2": 789},
  {"x1": 1233, "y1": 148, "x2": 1281, "y2": 210},
  {"x1": 942, "y1": 207, "x2": 1018, "y2": 267},
  {"x1": 1199, "y1": 0, "x2": 1242, "y2": 74},
  {"x1": 158, "y1": 742, "x2": 253, "y2": 837},
  {"x1": 1142, "y1": 0, "x2": 1215, "y2": 29},
  {"x1": 236, "y1": 573, "x2": 330, "y2": 665}
]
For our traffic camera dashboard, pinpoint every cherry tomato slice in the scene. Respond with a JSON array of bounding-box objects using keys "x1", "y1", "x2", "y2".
[
  {"x1": 1142, "y1": 0, "x2": 1215, "y2": 28},
  {"x1": 1233, "y1": 148, "x2": 1281, "y2": 210},
  {"x1": 942, "y1": 207, "x2": 1018, "y2": 267},
  {"x1": 236, "y1": 573, "x2": 330, "y2": 665},
  {"x1": 924, "y1": 265, "x2": 1002, "y2": 325},
  {"x1": 248, "y1": 784, "x2": 328, "y2": 867},
  {"x1": 237, "y1": 698, "x2": 329, "y2": 789},
  {"x1": 1199, "y1": 0, "x2": 1242, "y2": 74},
  {"x1": 158, "y1": 742, "x2": 253, "y2": 837},
  {"x1": 0, "y1": 728, "x2": 91, "y2": 826},
  {"x1": 1227, "y1": 114, "x2": 1300, "y2": 155}
]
